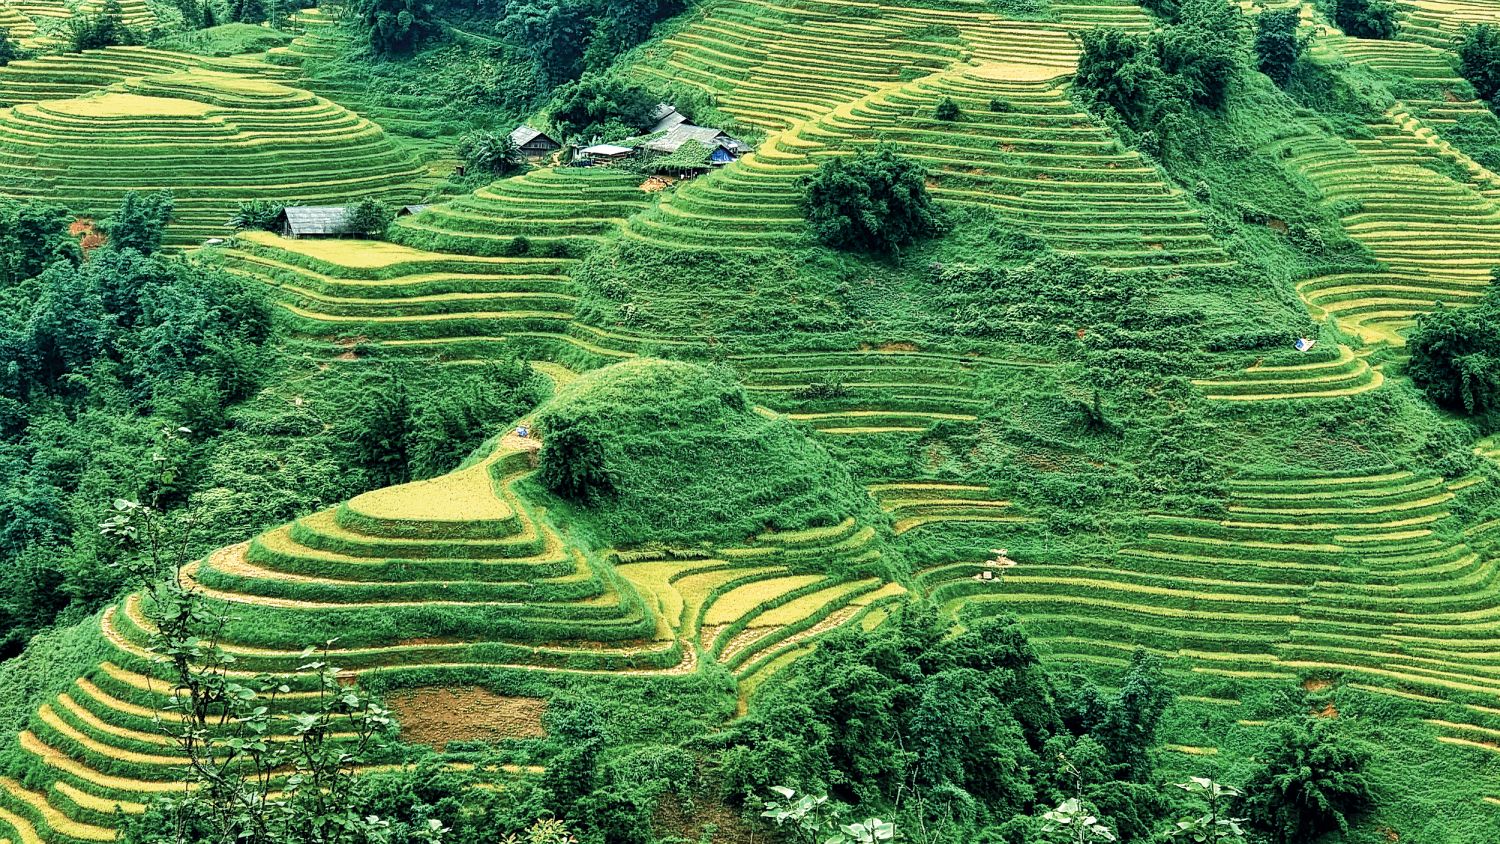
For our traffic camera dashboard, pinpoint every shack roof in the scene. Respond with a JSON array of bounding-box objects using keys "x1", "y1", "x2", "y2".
[
  {"x1": 280, "y1": 205, "x2": 350, "y2": 236},
  {"x1": 509, "y1": 125, "x2": 556, "y2": 147},
  {"x1": 642, "y1": 124, "x2": 746, "y2": 154},
  {"x1": 649, "y1": 103, "x2": 688, "y2": 134}
]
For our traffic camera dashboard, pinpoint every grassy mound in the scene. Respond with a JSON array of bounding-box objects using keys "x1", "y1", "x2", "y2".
[{"x1": 534, "y1": 359, "x2": 886, "y2": 550}]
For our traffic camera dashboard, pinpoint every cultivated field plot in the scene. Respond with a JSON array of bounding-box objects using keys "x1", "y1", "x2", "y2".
[
  {"x1": 0, "y1": 45, "x2": 301, "y2": 108},
  {"x1": 1275, "y1": 125, "x2": 1500, "y2": 344},
  {"x1": 0, "y1": 70, "x2": 425, "y2": 247},
  {"x1": 0, "y1": 433, "x2": 909, "y2": 843},
  {"x1": 1192, "y1": 343, "x2": 1386, "y2": 401},
  {"x1": 927, "y1": 471, "x2": 1500, "y2": 747}
]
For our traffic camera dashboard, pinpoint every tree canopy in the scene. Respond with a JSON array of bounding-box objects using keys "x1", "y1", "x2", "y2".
[
  {"x1": 1255, "y1": 8, "x2": 1307, "y2": 86},
  {"x1": 545, "y1": 72, "x2": 658, "y2": 141},
  {"x1": 1459, "y1": 23, "x2": 1500, "y2": 104},
  {"x1": 1406, "y1": 295, "x2": 1500, "y2": 414},
  {"x1": 799, "y1": 150, "x2": 944, "y2": 253}
]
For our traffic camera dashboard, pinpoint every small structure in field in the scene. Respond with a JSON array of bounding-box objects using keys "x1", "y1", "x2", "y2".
[
  {"x1": 277, "y1": 205, "x2": 351, "y2": 238},
  {"x1": 398, "y1": 205, "x2": 429, "y2": 217},
  {"x1": 509, "y1": 125, "x2": 561, "y2": 158},
  {"x1": 579, "y1": 143, "x2": 636, "y2": 163}
]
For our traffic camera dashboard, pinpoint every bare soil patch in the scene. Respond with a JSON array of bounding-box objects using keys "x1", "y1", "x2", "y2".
[{"x1": 387, "y1": 687, "x2": 547, "y2": 750}]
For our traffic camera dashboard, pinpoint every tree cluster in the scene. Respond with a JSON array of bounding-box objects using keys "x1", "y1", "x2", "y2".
[
  {"x1": 1254, "y1": 8, "x2": 1309, "y2": 87},
  {"x1": 799, "y1": 150, "x2": 945, "y2": 253},
  {"x1": 456, "y1": 130, "x2": 523, "y2": 176},
  {"x1": 1330, "y1": 0, "x2": 1397, "y2": 39},
  {"x1": 0, "y1": 197, "x2": 271, "y2": 653},
  {"x1": 0, "y1": 28, "x2": 24, "y2": 66},
  {"x1": 1074, "y1": 0, "x2": 1247, "y2": 135},
  {"x1": 544, "y1": 72, "x2": 658, "y2": 142},
  {"x1": 1460, "y1": 23, "x2": 1500, "y2": 105},
  {"x1": 498, "y1": 0, "x2": 684, "y2": 86},
  {"x1": 68, "y1": 0, "x2": 139, "y2": 51},
  {"x1": 353, "y1": 0, "x2": 439, "y2": 55},
  {"x1": 341, "y1": 359, "x2": 546, "y2": 488},
  {"x1": 1406, "y1": 290, "x2": 1500, "y2": 414}
]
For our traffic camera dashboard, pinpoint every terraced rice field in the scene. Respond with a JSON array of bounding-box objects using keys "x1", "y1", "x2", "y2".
[
  {"x1": 868, "y1": 481, "x2": 1031, "y2": 534},
  {"x1": 268, "y1": 8, "x2": 458, "y2": 153},
  {"x1": 389, "y1": 168, "x2": 652, "y2": 256},
  {"x1": 1276, "y1": 123, "x2": 1500, "y2": 344},
  {"x1": 926, "y1": 471, "x2": 1500, "y2": 733},
  {"x1": 0, "y1": 1, "x2": 40, "y2": 40},
  {"x1": 2, "y1": 0, "x2": 155, "y2": 49},
  {"x1": 0, "y1": 432, "x2": 910, "y2": 842},
  {"x1": 0, "y1": 46, "x2": 301, "y2": 108},
  {"x1": 628, "y1": 0, "x2": 1223, "y2": 269},
  {"x1": 1392, "y1": 0, "x2": 1500, "y2": 46},
  {"x1": 0, "y1": 70, "x2": 425, "y2": 246},
  {"x1": 729, "y1": 348, "x2": 1049, "y2": 434},
  {"x1": 1193, "y1": 344, "x2": 1385, "y2": 401}
]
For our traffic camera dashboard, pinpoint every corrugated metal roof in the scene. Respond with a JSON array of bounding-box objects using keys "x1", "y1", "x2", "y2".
[
  {"x1": 649, "y1": 103, "x2": 688, "y2": 134},
  {"x1": 509, "y1": 125, "x2": 543, "y2": 146},
  {"x1": 282, "y1": 205, "x2": 350, "y2": 236},
  {"x1": 643, "y1": 124, "x2": 746, "y2": 154}
]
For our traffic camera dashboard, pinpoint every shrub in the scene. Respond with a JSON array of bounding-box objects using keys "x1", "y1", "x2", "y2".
[
  {"x1": 1255, "y1": 8, "x2": 1307, "y2": 86},
  {"x1": 229, "y1": 199, "x2": 285, "y2": 232},
  {"x1": 537, "y1": 416, "x2": 615, "y2": 502},
  {"x1": 799, "y1": 150, "x2": 944, "y2": 253},
  {"x1": 342, "y1": 199, "x2": 394, "y2": 239},
  {"x1": 1238, "y1": 718, "x2": 1373, "y2": 844},
  {"x1": 1333, "y1": 0, "x2": 1397, "y2": 39},
  {"x1": 934, "y1": 96, "x2": 962, "y2": 120},
  {"x1": 988, "y1": 98, "x2": 1013, "y2": 112},
  {"x1": 1406, "y1": 296, "x2": 1500, "y2": 414},
  {"x1": 69, "y1": 0, "x2": 139, "y2": 51},
  {"x1": 1459, "y1": 23, "x2": 1500, "y2": 103},
  {"x1": 457, "y1": 130, "x2": 523, "y2": 176}
]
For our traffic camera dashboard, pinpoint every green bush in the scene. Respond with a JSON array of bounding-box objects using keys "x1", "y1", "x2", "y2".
[
  {"x1": 1333, "y1": 0, "x2": 1397, "y2": 39},
  {"x1": 1406, "y1": 296, "x2": 1500, "y2": 414},
  {"x1": 533, "y1": 358, "x2": 884, "y2": 550},
  {"x1": 1238, "y1": 717, "x2": 1374, "y2": 843},
  {"x1": 799, "y1": 150, "x2": 944, "y2": 253},
  {"x1": 342, "y1": 198, "x2": 395, "y2": 239}
]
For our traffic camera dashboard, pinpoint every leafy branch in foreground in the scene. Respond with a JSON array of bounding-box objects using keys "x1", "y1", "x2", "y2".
[
  {"x1": 101, "y1": 428, "x2": 427, "y2": 844},
  {"x1": 1169, "y1": 777, "x2": 1248, "y2": 843},
  {"x1": 760, "y1": 786, "x2": 897, "y2": 844}
]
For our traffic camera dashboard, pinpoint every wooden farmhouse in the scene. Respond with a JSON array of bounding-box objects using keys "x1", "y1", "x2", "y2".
[{"x1": 509, "y1": 125, "x2": 562, "y2": 157}]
